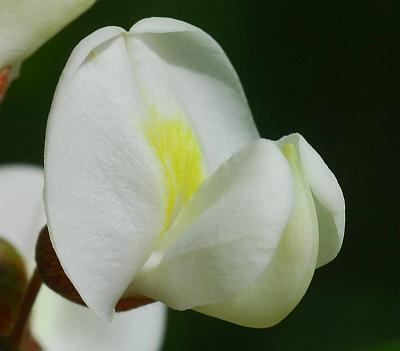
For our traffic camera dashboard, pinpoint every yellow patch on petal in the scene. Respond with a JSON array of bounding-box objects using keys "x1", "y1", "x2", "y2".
[
  {"x1": 143, "y1": 107, "x2": 205, "y2": 233},
  {"x1": 282, "y1": 143, "x2": 298, "y2": 164}
]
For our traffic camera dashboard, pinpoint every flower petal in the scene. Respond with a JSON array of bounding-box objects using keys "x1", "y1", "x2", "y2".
[
  {"x1": 277, "y1": 133, "x2": 345, "y2": 267},
  {"x1": 0, "y1": 0, "x2": 95, "y2": 69},
  {"x1": 32, "y1": 287, "x2": 166, "y2": 351},
  {"x1": 128, "y1": 17, "x2": 259, "y2": 172},
  {"x1": 45, "y1": 28, "x2": 166, "y2": 320},
  {"x1": 131, "y1": 140, "x2": 294, "y2": 310},
  {"x1": 196, "y1": 143, "x2": 319, "y2": 327},
  {"x1": 0, "y1": 165, "x2": 45, "y2": 264}
]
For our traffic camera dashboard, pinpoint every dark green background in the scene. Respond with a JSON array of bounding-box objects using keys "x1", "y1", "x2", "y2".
[{"x1": 1, "y1": 1, "x2": 399, "y2": 350}]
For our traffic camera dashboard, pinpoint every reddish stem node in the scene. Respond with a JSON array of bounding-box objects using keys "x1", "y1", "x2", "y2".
[{"x1": 0, "y1": 67, "x2": 11, "y2": 100}]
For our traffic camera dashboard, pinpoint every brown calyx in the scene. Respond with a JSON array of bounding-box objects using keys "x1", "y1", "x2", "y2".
[{"x1": 35, "y1": 227, "x2": 154, "y2": 312}]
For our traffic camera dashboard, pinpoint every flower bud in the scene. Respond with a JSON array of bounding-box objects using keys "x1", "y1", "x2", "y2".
[
  {"x1": 0, "y1": 238, "x2": 27, "y2": 336},
  {"x1": 35, "y1": 227, "x2": 153, "y2": 312}
]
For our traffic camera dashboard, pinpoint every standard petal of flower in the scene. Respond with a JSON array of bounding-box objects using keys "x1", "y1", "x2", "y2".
[
  {"x1": 45, "y1": 28, "x2": 166, "y2": 320},
  {"x1": 196, "y1": 143, "x2": 319, "y2": 328},
  {"x1": 0, "y1": 165, "x2": 45, "y2": 265},
  {"x1": 128, "y1": 17, "x2": 259, "y2": 172},
  {"x1": 0, "y1": 0, "x2": 95, "y2": 69},
  {"x1": 277, "y1": 133, "x2": 345, "y2": 267},
  {"x1": 130, "y1": 140, "x2": 294, "y2": 310},
  {"x1": 32, "y1": 287, "x2": 166, "y2": 351}
]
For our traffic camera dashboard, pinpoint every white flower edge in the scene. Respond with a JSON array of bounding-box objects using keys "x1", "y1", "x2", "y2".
[
  {"x1": 32, "y1": 289, "x2": 166, "y2": 351},
  {"x1": 277, "y1": 133, "x2": 345, "y2": 267},
  {"x1": 0, "y1": 0, "x2": 96, "y2": 70},
  {"x1": 0, "y1": 164, "x2": 45, "y2": 268}
]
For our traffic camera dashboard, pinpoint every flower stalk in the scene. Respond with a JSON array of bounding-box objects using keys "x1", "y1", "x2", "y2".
[{"x1": 9, "y1": 269, "x2": 42, "y2": 351}]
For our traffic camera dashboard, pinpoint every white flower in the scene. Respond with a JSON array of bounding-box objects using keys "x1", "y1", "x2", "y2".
[
  {"x1": 0, "y1": 0, "x2": 96, "y2": 98},
  {"x1": 0, "y1": 165, "x2": 166, "y2": 351},
  {"x1": 44, "y1": 17, "x2": 345, "y2": 328}
]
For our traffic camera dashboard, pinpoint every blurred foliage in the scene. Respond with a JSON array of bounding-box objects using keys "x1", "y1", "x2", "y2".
[
  {"x1": 358, "y1": 340, "x2": 400, "y2": 351},
  {"x1": 1, "y1": 0, "x2": 399, "y2": 350}
]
